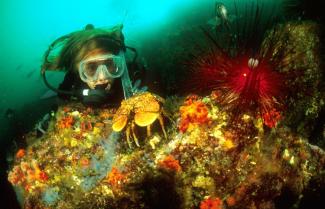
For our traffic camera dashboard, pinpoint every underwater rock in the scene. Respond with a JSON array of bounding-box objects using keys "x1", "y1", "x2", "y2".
[
  {"x1": 7, "y1": 93, "x2": 324, "y2": 209},
  {"x1": 261, "y1": 21, "x2": 324, "y2": 144}
]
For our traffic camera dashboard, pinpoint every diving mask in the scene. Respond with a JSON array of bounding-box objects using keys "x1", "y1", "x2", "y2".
[{"x1": 78, "y1": 53, "x2": 125, "y2": 83}]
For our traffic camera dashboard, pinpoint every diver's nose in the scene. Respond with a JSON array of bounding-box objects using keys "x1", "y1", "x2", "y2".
[
  {"x1": 96, "y1": 65, "x2": 107, "y2": 82},
  {"x1": 98, "y1": 71, "x2": 106, "y2": 81}
]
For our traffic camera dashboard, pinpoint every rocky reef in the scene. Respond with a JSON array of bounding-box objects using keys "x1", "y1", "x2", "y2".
[{"x1": 7, "y1": 91, "x2": 324, "y2": 209}]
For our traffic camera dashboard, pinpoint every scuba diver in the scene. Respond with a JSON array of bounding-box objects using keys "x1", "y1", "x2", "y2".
[
  {"x1": 41, "y1": 24, "x2": 146, "y2": 107},
  {"x1": 32, "y1": 23, "x2": 148, "y2": 139}
]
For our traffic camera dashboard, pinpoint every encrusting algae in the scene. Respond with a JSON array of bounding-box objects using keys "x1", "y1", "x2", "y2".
[{"x1": 7, "y1": 91, "x2": 324, "y2": 209}]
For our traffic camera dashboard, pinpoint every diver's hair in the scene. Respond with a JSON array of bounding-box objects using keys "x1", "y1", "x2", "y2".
[{"x1": 43, "y1": 24, "x2": 125, "y2": 72}]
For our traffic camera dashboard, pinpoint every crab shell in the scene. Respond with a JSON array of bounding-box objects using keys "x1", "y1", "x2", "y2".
[{"x1": 112, "y1": 92, "x2": 161, "y2": 132}]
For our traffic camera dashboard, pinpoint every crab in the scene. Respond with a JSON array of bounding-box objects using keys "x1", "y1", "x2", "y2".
[{"x1": 112, "y1": 92, "x2": 167, "y2": 148}]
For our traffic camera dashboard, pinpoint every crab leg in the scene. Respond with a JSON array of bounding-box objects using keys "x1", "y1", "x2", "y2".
[
  {"x1": 158, "y1": 115, "x2": 167, "y2": 139},
  {"x1": 126, "y1": 126, "x2": 132, "y2": 148},
  {"x1": 131, "y1": 121, "x2": 140, "y2": 147},
  {"x1": 147, "y1": 125, "x2": 152, "y2": 137}
]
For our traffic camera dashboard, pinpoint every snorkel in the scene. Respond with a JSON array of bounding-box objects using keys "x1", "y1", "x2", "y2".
[{"x1": 119, "y1": 52, "x2": 133, "y2": 99}]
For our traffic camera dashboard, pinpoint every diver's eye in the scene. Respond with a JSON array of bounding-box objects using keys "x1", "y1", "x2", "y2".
[
  {"x1": 108, "y1": 63, "x2": 119, "y2": 74},
  {"x1": 102, "y1": 59, "x2": 113, "y2": 66},
  {"x1": 85, "y1": 62, "x2": 98, "y2": 76}
]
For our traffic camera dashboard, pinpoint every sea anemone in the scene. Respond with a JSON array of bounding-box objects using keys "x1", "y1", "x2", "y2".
[
  {"x1": 178, "y1": 95, "x2": 210, "y2": 133},
  {"x1": 106, "y1": 167, "x2": 126, "y2": 188},
  {"x1": 57, "y1": 115, "x2": 74, "y2": 129},
  {"x1": 16, "y1": 148, "x2": 26, "y2": 158},
  {"x1": 200, "y1": 197, "x2": 223, "y2": 209},
  {"x1": 158, "y1": 155, "x2": 182, "y2": 172}
]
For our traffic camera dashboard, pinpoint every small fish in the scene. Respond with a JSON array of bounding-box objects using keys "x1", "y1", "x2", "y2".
[
  {"x1": 26, "y1": 70, "x2": 36, "y2": 78},
  {"x1": 216, "y1": 2, "x2": 228, "y2": 22},
  {"x1": 207, "y1": 2, "x2": 236, "y2": 30},
  {"x1": 15, "y1": 64, "x2": 23, "y2": 71}
]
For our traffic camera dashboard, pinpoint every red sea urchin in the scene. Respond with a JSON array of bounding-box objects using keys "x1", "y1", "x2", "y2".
[
  {"x1": 221, "y1": 55, "x2": 284, "y2": 115},
  {"x1": 186, "y1": 41, "x2": 284, "y2": 128}
]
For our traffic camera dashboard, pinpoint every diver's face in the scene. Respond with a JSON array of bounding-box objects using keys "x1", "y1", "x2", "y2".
[{"x1": 79, "y1": 49, "x2": 116, "y2": 91}]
